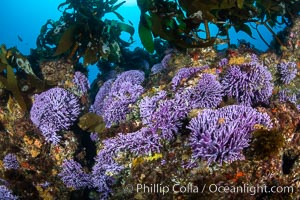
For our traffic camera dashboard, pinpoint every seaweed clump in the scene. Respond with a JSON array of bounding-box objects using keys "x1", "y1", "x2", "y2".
[
  {"x1": 137, "y1": 0, "x2": 300, "y2": 52},
  {"x1": 0, "y1": 45, "x2": 48, "y2": 113},
  {"x1": 34, "y1": 0, "x2": 134, "y2": 66}
]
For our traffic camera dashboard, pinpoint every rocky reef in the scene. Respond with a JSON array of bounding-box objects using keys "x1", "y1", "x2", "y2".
[{"x1": 0, "y1": 1, "x2": 300, "y2": 200}]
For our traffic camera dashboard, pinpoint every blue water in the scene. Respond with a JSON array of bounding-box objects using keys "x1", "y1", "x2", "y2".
[{"x1": 0, "y1": 0, "x2": 286, "y2": 83}]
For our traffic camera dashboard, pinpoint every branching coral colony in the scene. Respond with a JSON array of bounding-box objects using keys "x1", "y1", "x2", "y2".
[{"x1": 0, "y1": 0, "x2": 300, "y2": 199}]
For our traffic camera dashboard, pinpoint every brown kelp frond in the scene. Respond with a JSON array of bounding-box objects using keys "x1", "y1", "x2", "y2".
[
  {"x1": 35, "y1": 0, "x2": 134, "y2": 66},
  {"x1": 0, "y1": 45, "x2": 27, "y2": 112},
  {"x1": 0, "y1": 45, "x2": 48, "y2": 113},
  {"x1": 137, "y1": 0, "x2": 299, "y2": 52},
  {"x1": 78, "y1": 112, "x2": 106, "y2": 133}
]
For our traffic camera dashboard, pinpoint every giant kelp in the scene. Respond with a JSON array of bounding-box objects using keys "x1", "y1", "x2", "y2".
[
  {"x1": 35, "y1": 0, "x2": 134, "y2": 66},
  {"x1": 0, "y1": 45, "x2": 48, "y2": 113},
  {"x1": 0, "y1": 45, "x2": 27, "y2": 112},
  {"x1": 137, "y1": 0, "x2": 300, "y2": 52}
]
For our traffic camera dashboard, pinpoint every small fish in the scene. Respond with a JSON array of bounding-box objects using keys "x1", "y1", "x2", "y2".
[{"x1": 17, "y1": 35, "x2": 23, "y2": 42}]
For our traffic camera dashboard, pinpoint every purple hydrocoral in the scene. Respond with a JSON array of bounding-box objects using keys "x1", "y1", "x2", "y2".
[
  {"x1": 0, "y1": 185, "x2": 18, "y2": 200},
  {"x1": 91, "y1": 70, "x2": 145, "y2": 127},
  {"x1": 90, "y1": 79, "x2": 114, "y2": 116},
  {"x1": 278, "y1": 89, "x2": 297, "y2": 104},
  {"x1": 221, "y1": 62, "x2": 273, "y2": 106},
  {"x1": 152, "y1": 95, "x2": 190, "y2": 140},
  {"x1": 161, "y1": 53, "x2": 172, "y2": 68},
  {"x1": 217, "y1": 58, "x2": 228, "y2": 67},
  {"x1": 3, "y1": 153, "x2": 19, "y2": 170},
  {"x1": 171, "y1": 66, "x2": 208, "y2": 91},
  {"x1": 110, "y1": 70, "x2": 144, "y2": 92},
  {"x1": 58, "y1": 159, "x2": 91, "y2": 190},
  {"x1": 114, "y1": 128, "x2": 162, "y2": 155},
  {"x1": 180, "y1": 73, "x2": 223, "y2": 109},
  {"x1": 72, "y1": 71, "x2": 90, "y2": 94},
  {"x1": 187, "y1": 105, "x2": 273, "y2": 165},
  {"x1": 38, "y1": 182, "x2": 51, "y2": 189},
  {"x1": 90, "y1": 132, "x2": 99, "y2": 142},
  {"x1": 100, "y1": 128, "x2": 161, "y2": 166},
  {"x1": 92, "y1": 127, "x2": 161, "y2": 197},
  {"x1": 139, "y1": 91, "x2": 167, "y2": 125},
  {"x1": 30, "y1": 87, "x2": 81, "y2": 144},
  {"x1": 250, "y1": 53, "x2": 259, "y2": 63},
  {"x1": 103, "y1": 81, "x2": 144, "y2": 127},
  {"x1": 150, "y1": 53, "x2": 172, "y2": 74},
  {"x1": 139, "y1": 91, "x2": 189, "y2": 140},
  {"x1": 277, "y1": 61, "x2": 297, "y2": 84},
  {"x1": 151, "y1": 63, "x2": 164, "y2": 74}
]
